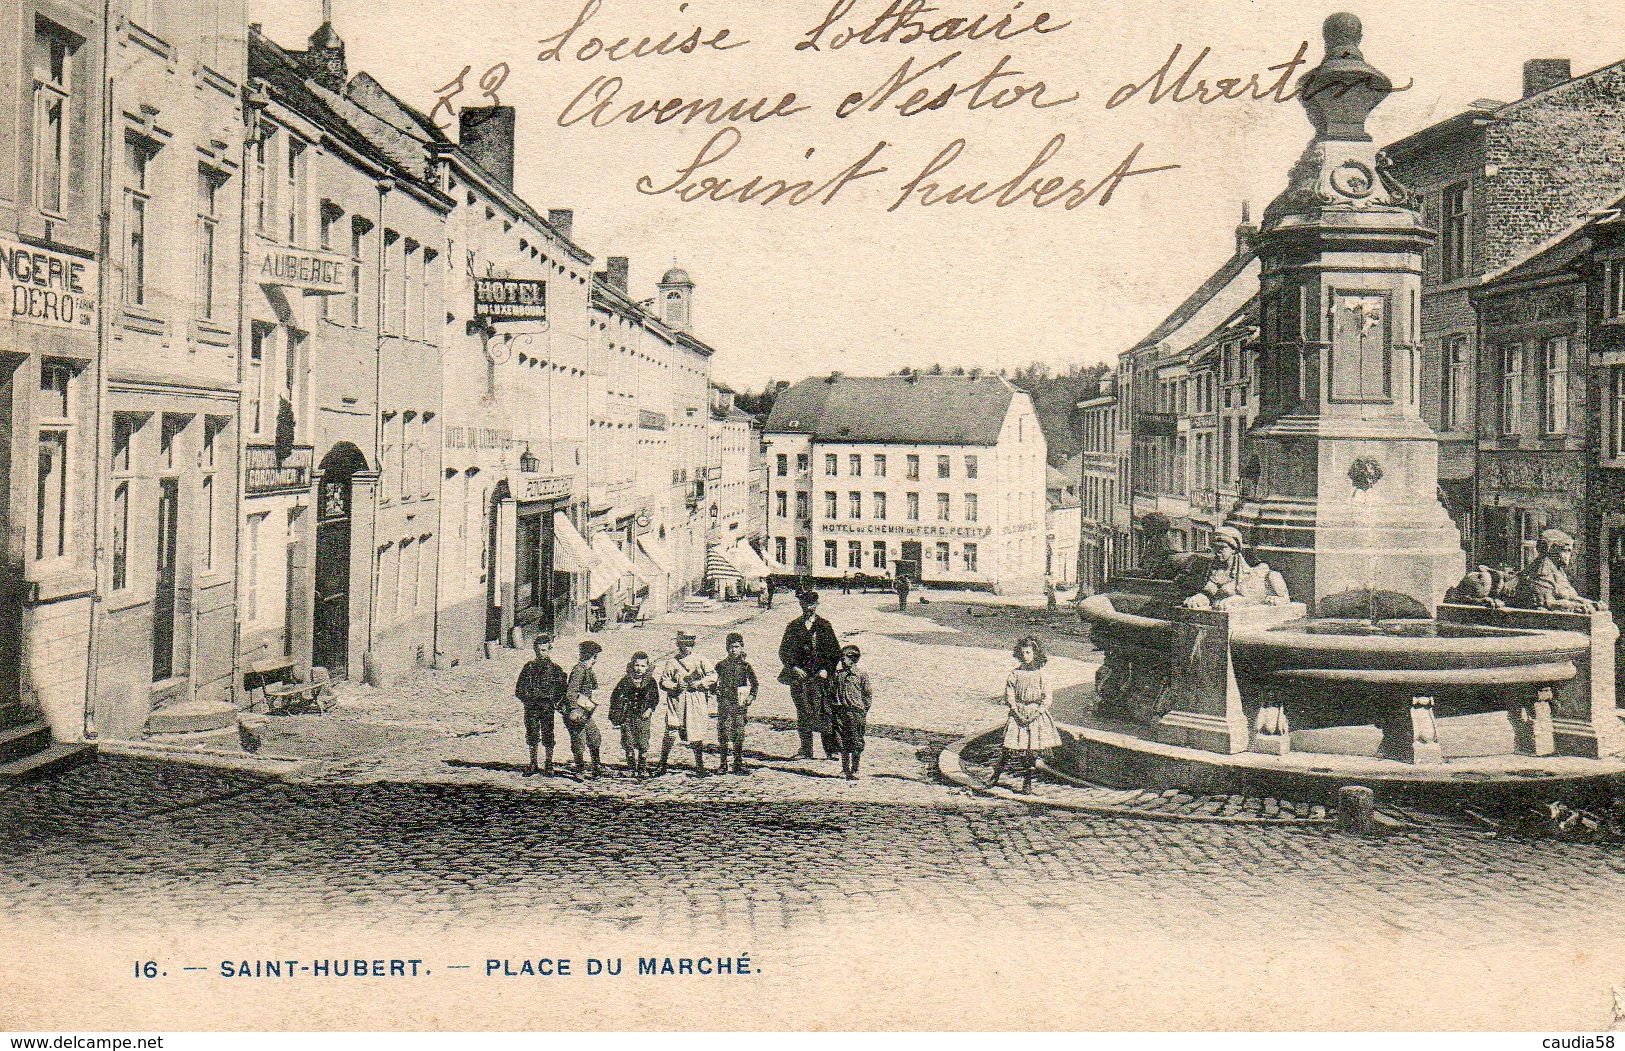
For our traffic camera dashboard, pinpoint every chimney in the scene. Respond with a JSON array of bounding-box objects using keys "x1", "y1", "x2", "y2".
[
  {"x1": 459, "y1": 106, "x2": 516, "y2": 191},
  {"x1": 304, "y1": 18, "x2": 347, "y2": 92},
  {"x1": 547, "y1": 208, "x2": 573, "y2": 242},
  {"x1": 1235, "y1": 200, "x2": 1256, "y2": 255},
  {"x1": 606, "y1": 256, "x2": 629, "y2": 292},
  {"x1": 1523, "y1": 59, "x2": 1571, "y2": 98}
]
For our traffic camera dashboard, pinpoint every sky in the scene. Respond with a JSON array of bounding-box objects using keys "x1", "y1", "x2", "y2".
[{"x1": 251, "y1": 0, "x2": 1625, "y2": 392}]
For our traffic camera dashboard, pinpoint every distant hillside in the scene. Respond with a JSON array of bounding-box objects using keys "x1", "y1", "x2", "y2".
[{"x1": 734, "y1": 362, "x2": 1109, "y2": 466}]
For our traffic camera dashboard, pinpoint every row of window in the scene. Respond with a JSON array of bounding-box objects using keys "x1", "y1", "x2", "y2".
[
  {"x1": 774, "y1": 452, "x2": 982, "y2": 481},
  {"x1": 380, "y1": 413, "x2": 438, "y2": 504},
  {"x1": 770, "y1": 536, "x2": 982, "y2": 574},
  {"x1": 773, "y1": 490, "x2": 980, "y2": 523},
  {"x1": 1497, "y1": 337, "x2": 1569, "y2": 437}
]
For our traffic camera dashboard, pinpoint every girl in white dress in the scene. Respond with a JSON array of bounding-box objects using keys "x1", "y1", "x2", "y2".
[{"x1": 986, "y1": 635, "x2": 1062, "y2": 793}]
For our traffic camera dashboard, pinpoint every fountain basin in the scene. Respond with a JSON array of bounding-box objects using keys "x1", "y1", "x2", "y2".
[{"x1": 1077, "y1": 591, "x2": 1614, "y2": 765}]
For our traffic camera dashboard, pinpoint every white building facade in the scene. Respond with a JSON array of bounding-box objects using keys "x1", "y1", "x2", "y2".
[{"x1": 763, "y1": 374, "x2": 1047, "y2": 594}]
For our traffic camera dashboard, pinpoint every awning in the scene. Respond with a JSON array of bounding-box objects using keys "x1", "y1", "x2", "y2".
[
  {"x1": 592, "y1": 534, "x2": 643, "y2": 582},
  {"x1": 731, "y1": 541, "x2": 771, "y2": 579},
  {"x1": 705, "y1": 545, "x2": 744, "y2": 582},
  {"x1": 552, "y1": 512, "x2": 605, "y2": 580},
  {"x1": 638, "y1": 538, "x2": 673, "y2": 577}
]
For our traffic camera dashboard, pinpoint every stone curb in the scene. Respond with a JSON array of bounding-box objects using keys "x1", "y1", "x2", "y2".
[
  {"x1": 939, "y1": 726, "x2": 1336, "y2": 826},
  {"x1": 97, "y1": 739, "x2": 317, "y2": 778}
]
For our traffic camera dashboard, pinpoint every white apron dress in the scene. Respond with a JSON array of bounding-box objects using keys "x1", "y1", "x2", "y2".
[
  {"x1": 1002, "y1": 666, "x2": 1063, "y2": 752},
  {"x1": 657, "y1": 653, "x2": 716, "y2": 744}
]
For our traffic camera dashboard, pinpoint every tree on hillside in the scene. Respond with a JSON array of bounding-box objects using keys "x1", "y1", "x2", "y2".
[{"x1": 734, "y1": 379, "x2": 789, "y2": 419}]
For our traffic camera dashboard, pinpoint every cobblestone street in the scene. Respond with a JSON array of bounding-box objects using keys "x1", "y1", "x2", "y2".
[
  {"x1": 3, "y1": 592, "x2": 1625, "y2": 951},
  {"x1": 8, "y1": 593, "x2": 1625, "y2": 1029}
]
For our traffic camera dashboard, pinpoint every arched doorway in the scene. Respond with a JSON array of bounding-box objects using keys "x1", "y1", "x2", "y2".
[{"x1": 314, "y1": 443, "x2": 368, "y2": 677}]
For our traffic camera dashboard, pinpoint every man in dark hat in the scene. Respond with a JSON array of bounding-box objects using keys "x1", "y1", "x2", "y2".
[{"x1": 777, "y1": 589, "x2": 841, "y2": 759}]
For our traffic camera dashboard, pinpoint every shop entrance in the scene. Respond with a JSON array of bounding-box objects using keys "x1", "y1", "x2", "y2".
[{"x1": 314, "y1": 445, "x2": 366, "y2": 677}]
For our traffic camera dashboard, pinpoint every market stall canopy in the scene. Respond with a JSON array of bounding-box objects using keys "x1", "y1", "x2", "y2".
[
  {"x1": 705, "y1": 545, "x2": 744, "y2": 582},
  {"x1": 592, "y1": 533, "x2": 643, "y2": 582},
  {"x1": 638, "y1": 538, "x2": 674, "y2": 576},
  {"x1": 731, "y1": 541, "x2": 771, "y2": 579}
]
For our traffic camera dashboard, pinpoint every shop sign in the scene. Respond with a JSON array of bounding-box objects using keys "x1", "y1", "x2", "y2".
[
  {"x1": 475, "y1": 278, "x2": 547, "y2": 322},
  {"x1": 823, "y1": 523, "x2": 991, "y2": 539},
  {"x1": 254, "y1": 240, "x2": 348, "y2": 295},
  {"x1": 517, "y1": 472, "x2": 572, "y2": 502},
  {"x1": 1482, "y1": 454, "x2": 1583, "y2": 494},
  {"x1": 1, "y1": 239, "x2": 96, "y2": 330}
]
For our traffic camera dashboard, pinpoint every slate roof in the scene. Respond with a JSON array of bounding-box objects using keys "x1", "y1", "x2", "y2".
[
  {"x1": 1131, "y1": 247, "x2": 1257, "y2": 354},
  {"x1": 764, "y1": 374, "x2": 1016, "y2": 446}
]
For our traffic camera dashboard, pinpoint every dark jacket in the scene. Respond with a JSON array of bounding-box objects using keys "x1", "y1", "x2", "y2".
[
  {"x1": 608, "y1": 675, "x2": 660, "y2": 726},
  {"x1": 779, "y1": 613, "x2": 841, "y2": 676},
  {"x1": 515, "y1": 658, "x2": 567, "y2": 710}
]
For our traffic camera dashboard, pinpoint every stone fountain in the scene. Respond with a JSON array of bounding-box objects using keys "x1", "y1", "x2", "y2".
[{"x1": 1074, "y1": 14, "x2": 1625, "y2": 793}]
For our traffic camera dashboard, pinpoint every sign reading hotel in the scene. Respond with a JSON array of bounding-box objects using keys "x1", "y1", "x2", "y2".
[
  {"x1": 255, "y1": 239, "x2": 348, "y2": 295},
  {"x1": 824, "y1": 523, "x2": 992, "y2": 539},
  {"x1": 475, "y1": 278, "x2": 547, "y2": 323},
  {"x1": 1, "y1": 239, "x2": 96, "y2": 330}
]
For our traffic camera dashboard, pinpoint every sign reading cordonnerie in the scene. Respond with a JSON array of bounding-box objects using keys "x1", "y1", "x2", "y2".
[
  {"x1": 475, "y1": 277, "x2": 548, "y2": 322},
  {"x1": 1, "y1": 239, "x2": 96, "y2": 330}
]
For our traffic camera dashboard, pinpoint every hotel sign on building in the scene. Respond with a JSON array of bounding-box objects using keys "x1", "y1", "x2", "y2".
[
  {"x1": 475, "y1": 278, "x2": 547, "y2": 322},
  {"x1": 824, "y1": 523, "x2": 991, "y2": 538},
  {"x1": 253, "y1": 239, "x2": 348, "y2": 295},
  {"x1": 1, "y1": 239, "x2": 97, "y2": 330}
]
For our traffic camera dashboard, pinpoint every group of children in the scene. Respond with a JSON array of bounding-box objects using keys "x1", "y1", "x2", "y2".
[
  {"x1": 516, "y1": 622, "x2": 1058, "y2": 791},
  {"x1": 515, "y1": 628, "x2": 875, "y2": 781}
]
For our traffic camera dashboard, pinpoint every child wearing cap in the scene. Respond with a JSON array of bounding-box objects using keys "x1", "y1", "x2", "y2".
[
  {"x1": 515, "y1": 634, "x2": 567, "y2": 776},
  {"x1": 656, "y1": 631, "x2": 717, "y2": 776},
  {"x1": 564, "y1": 640, "x2": 605, "y2": 779},
  {"x1": 608, "y1": 651, "x2": 660, "y2": 778},
  {"x1": 713, "y1": 632, "x2": 759, "y2": 775},
  {"x1": 829, "y1": 644, "x2": 873, "y2": 781}
]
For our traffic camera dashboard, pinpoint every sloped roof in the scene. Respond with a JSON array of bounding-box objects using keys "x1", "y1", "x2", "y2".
[
  {"x1": 1480, "y1": 223, "x2": 1591, "y2": 290},
  {"x1": 764, "y1": 374, "x2": 1016, "y2": 446},
  {"x1": 1132, "y1": 247, "x2": 1257, "y2": 354}
]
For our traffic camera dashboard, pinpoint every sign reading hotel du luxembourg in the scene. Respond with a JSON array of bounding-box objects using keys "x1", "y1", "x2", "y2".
[
  {"x1": 475, "y1": 277, "x2": 547, "y2": 323},
  {"x1": 1, "y1": 238, "x2": 96, "y2": 331},
  {"x1": 255, "y1": 238, "x2": 348, "y2": 295}
]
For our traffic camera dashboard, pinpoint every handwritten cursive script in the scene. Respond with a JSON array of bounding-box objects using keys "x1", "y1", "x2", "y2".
[
  {"x1": 538, "y1": 0, "x2": 749, "y2": 63},
  {"x1": 796, "y1": 0, "x2": 1070, "y2": 52}
]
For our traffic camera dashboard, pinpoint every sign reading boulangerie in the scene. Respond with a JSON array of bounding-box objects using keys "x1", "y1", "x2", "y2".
[
  {"x1": 1, "y1": 239, "x2": 96, "y2": 330},
  {"x1": 475, "y1": 277, "x2": 547, "y2": 322}
]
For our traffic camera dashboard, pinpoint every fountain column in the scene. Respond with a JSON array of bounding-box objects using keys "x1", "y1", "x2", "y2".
[{"x1": 1229, "y1": 13, "x2": 1465, "y2": 614}]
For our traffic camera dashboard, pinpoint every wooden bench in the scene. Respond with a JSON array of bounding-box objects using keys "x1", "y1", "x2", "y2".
[{"x1": 262, "y1": 667, "x2": 335, "y2": 715}]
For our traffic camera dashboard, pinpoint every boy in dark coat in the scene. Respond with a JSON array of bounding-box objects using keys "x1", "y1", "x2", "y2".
[
  {"x1": 564, "y1": 640, "x2": 604, "y2": 779},
  {"x1": 714, "y1": 632, "x2": 759, "y2": 775},
  {"x1": 829, "y1": 644, "x2": 873, "y2": 780},
  {"x1": 608, "y1": 651, "x2": 660, "y2": 777},
  {"x1": 515, "y1": 634, "x2": 567, "y2": 775}
]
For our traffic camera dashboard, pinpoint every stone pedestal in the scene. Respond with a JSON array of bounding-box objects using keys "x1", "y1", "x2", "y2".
[
  {"x1": 1229, "y1": 12, "x2": 1464, "y2": 617},
  {"x1": 1509, "y1": 688, "x2": 1557, "y2": 757},
  {"x1": 1153, "y1": 602, "x2": 1306, "y2": 755},
  {"x1": 1438, "y1": 604, "x2": 1622, "y2": 758}
]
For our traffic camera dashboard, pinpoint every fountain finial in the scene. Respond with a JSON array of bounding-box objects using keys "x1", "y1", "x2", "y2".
[
  {"x1": 1296, "y1": 10, "x2": 1391, "y2": 143},
  {"x1": 1323, "y1": 12, "x2": 1363, "y2": 56}
]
